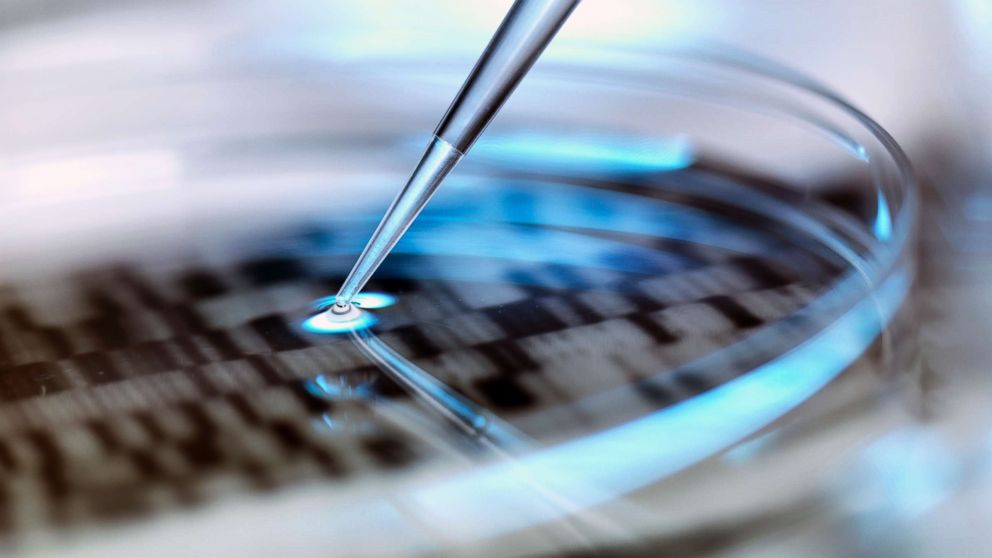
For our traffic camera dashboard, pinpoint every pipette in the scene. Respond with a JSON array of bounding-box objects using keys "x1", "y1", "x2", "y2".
[{"x1": 330, "y1": 0, "x2": 580, "y2": 319}]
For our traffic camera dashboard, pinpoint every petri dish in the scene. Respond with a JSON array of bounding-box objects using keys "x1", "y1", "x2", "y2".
[{"x1": 0, "y1": 6, "x2": 916, "y2": 557}]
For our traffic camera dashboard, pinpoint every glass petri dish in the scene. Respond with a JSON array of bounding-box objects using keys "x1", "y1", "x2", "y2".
[{"x1": 0, "y1": 7, "x2": 916, "y2": 556}]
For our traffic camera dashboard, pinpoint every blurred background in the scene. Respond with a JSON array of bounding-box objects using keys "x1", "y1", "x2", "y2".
[{"x1": 1, "y1": 1, "x2": 990, "y2": 556}]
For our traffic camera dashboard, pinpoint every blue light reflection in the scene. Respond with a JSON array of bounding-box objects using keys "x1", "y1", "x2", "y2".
[
  {"x1": 302, "y1": 310, "x2": 377, "y2": 334},
  {"x1": 312, "y1": 292, "x2": 398, "y2": 310},
  {"x1": 305, "y1": 373, "x2": 374, "y2": 400},
  {"x1": 874, "y1": 191, "x2": 892, "y2": 241}
]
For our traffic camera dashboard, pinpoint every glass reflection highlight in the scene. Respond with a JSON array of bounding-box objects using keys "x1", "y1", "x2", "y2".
[{"x1": 471, "y1": 132, "x2": 694, "y2": 174}]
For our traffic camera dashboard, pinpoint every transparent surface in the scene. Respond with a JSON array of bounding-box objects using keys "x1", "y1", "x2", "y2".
[{"x1": 0, "y1": 5, "x2": 916, "y2": 557}]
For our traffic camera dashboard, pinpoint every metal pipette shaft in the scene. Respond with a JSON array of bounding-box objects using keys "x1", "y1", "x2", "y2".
[{"x1": 334, "y1": 0, "x2": 580, "y2": 309}]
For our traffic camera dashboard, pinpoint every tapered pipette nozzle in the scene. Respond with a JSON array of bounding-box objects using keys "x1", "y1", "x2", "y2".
[{"x1": 333, "y1": 0, "x2": 580, "y2": 305}]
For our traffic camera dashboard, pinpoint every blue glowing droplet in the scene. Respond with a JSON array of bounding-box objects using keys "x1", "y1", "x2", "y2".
[
  {"x1": 302, "y1": 310, "x2": 377, "y2": 334},
  {"x1": 301, "y1": 292, "x2": 397, "y2": 334},
  {"x1": 311, "y1": 292, "x2": 397, "y2": 311}
]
